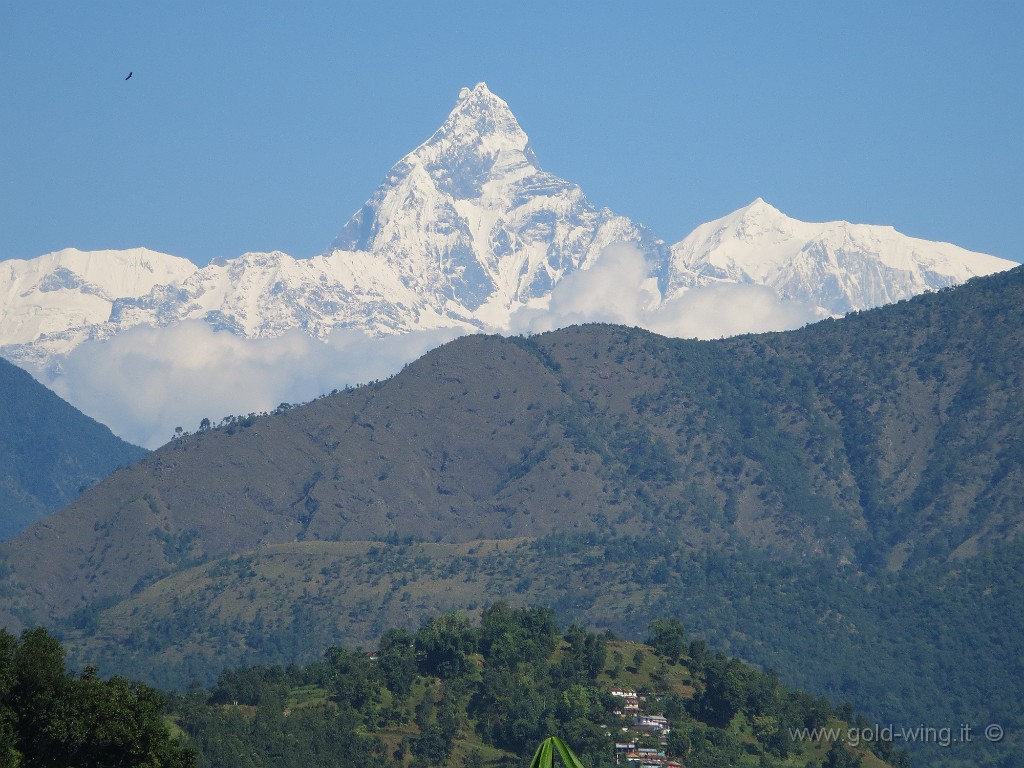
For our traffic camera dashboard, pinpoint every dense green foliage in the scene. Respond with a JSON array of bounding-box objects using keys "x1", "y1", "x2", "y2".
[
  {"x1": 168, "y1": 605, "x2": 893, "y2": 768},
  {"x1": 0, "y1": 357, "x2": 146, "y2": 540},
  {"x1": 0, "y1": 627, "x2": 193, "y2": 767}
]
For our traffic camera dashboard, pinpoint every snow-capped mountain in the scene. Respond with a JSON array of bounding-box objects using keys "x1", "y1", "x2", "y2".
[
  {"x1": 0, "y1": 83, "x2": 1017, "y2": 377},
  {"x1": 0, "y1": 248, "x2": 196, "y2": 366},
  {"x1": 328, "y1": 83, "x2": 665, "y2": 327},
  {"x1": 108, "y1": 249, "x2": 467, "y2": 338},
  {"x1": 667, "y1": 198, "x2": 1014, "y2": 314},
  {"x1": 0, "y1": 83, "x2": 665, "y2": 372},
  {"x1": 0, "y1": 247, "x2": 195, "y2": 344}
]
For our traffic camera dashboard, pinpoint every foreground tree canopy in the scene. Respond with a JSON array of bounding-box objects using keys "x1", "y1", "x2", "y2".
[
  {"x1": 528, "y1": 737, "x2": 586, "y2": 768},
  {"x1": 0, "y1": 627, "x2": 194, "y2": 767}
]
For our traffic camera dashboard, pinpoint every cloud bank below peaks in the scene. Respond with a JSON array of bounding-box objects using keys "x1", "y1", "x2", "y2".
[
  {"x1": 45, "y1": 322, "x2": 464, "y2": 449},
  {"x1": 509, "y1": 244, "x2": 823, "y2": 339}
]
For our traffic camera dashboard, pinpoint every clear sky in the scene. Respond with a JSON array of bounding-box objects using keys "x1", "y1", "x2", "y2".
[{"x1": 2, "y1": 1, "x2": 1022, "y2": 266}]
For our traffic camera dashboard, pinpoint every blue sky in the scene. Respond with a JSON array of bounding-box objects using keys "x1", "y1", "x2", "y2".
[{"x1": 2, "y1": 1, "x2": 1022, "y2": 266}]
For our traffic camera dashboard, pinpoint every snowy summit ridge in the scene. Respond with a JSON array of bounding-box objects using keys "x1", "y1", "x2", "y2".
[
  {"x1": 0, "y1": 84, "x2": 1017, "y2": 374},
  {"x1": 328, "y1": 82, "x2": 660, "y2": 321},
  {"x1": 335, "y1": 82, "x2": 537, "y2": 248},
  {"x1": 0, "y1": 248, "x2": 197, "y2": 367},
  {"x1": 669, "y1": 198, "x2": 1014, "y2": 314}
]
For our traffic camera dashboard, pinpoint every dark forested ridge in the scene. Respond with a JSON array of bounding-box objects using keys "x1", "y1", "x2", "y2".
[
  {"x1": 0, "y1": 357, "x2": 147, "y2": 540},
  {"x1": 1, "y1": 267, "x2": 1023, "y2": 767}
]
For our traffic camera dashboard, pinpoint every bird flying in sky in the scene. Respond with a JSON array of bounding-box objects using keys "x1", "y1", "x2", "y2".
[{"x1": 125, "y1": 72, "x2": 132, "y2": 80}]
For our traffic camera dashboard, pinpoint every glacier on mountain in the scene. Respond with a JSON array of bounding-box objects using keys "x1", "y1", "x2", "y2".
[{"x1": 0, "y1": 248, "x2": 197, "y2": 370}]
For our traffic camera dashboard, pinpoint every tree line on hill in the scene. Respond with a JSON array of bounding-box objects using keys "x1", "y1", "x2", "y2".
[
  {"x1": 0, "y1": 605, "x2": 899, "y2": 767},
  {"x1": 165, "y1": 604, "x2": 895, "y2": 768}
]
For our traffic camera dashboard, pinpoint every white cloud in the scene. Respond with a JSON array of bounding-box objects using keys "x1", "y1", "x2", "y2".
[
  {"x1": 44, "y1": 322, "x2": 464, "y2": 449},
  {"x1": 643, "y1": 282, "x2": 824, "y2": 339},
  {"x1": 510, "y1": 244, "x2": 663, "y2": 331},
  {"x1": 509, "y1": 243, "x2": 822, "y2": 339}
]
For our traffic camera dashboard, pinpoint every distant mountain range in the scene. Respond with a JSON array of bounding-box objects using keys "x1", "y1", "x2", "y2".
[
  {"x1": 0, "y1": 356, "x2": 146, "y2": 539},
  {"x1": 0, "y1": 83, "x2": 1014, "y2": 375}
]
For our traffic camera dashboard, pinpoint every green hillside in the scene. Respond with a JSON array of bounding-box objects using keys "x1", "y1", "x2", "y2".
[
  {"x1": 2, "y1": 609, "x2": 900, "y2": 768},
  {"x1": 0, "y1": 357, "x2": 147, "y2": 540},
  {"x1": 2, "y1": 267, "x2": 1023, "y2": 766},
  {"x1": 57, "y1": 535, "x2": 1022, "y2": 766},
  {"x1": 168, "y1": 604, "x2": 901, "y2": 768}
]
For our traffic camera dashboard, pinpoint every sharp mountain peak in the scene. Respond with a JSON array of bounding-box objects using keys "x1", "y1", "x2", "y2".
[{"x1": 400, "y1": 82, "x2": 534, "y2": 174}]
